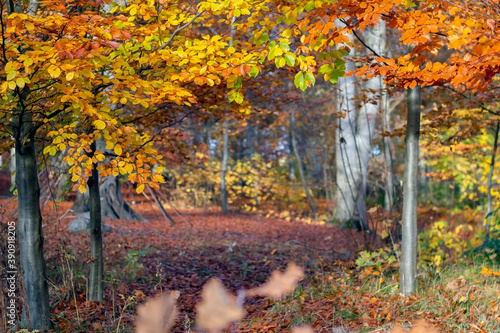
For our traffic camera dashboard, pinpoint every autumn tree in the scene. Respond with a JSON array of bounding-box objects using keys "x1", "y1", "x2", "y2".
[{"x1": 1, "y1": 0, "x2": 283, "y2": 326}]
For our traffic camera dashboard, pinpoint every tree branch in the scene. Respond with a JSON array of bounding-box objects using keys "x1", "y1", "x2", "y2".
[{"x1": 160, "y1": 10, "x2": 205, "y2": 50}]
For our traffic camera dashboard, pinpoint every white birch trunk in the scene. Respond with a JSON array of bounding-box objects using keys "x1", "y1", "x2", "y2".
[
  {"x1": 335, "y1": 20, "x2": 386, "y2": 230},
  {"x1": 335, "y1": 26, "x2": 359, "y2": 224}
]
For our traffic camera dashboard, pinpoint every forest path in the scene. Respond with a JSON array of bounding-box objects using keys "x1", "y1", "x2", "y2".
[{"x1": 1, "y1": 199, "x2": 365, "y2": 332}]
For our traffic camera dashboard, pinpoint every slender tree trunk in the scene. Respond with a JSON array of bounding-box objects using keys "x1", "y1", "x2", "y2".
[
  {"x1": 335, "y1": 20, "x2": 385, "y2": 230},
  {"x1": 221, "y1": 116, "x2": 229, "y2": 213},
  {"x1": 355, "y1": 20, "x2": 386, "y2": 225},
  {"x1": 147, "y1": 185, "x2": 175, "y2": 226},
  {"x1": 486, "y1": 121, "x2": 500, "y2": 236},
  {"x1": 290, "y1": 109, "x2": 317, "y2": 218},
  {"x1": 400, "y1": 85, "x2": 421, "y2": 296},
  {"x1": 334, "y1": 27, "x2": 359, "y2": 224},
  {"x1": 382, "y1": 94, "x2": 396, "y2": 214},
  {"x1": 487, "y1": 121, "x2": 500, "y2": 215},
  {"x1": 87, "y1": 143, "x2": 103, "y2": 302},
  {"x1": 9, "y1": 147, "x2": 16, "y2": 188},
  {"x1": 16, "y1": 134, "x2": 51, "y2": 330},
  {"x1": 288, "y1": 128, "x2": 297, "y2": 181}
]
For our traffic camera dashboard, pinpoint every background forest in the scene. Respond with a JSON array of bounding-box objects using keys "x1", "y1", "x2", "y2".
[{"x1": 0, "y1": 0, "x2": 499, "y2": 332}]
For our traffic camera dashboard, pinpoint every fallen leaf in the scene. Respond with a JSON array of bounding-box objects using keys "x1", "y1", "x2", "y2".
[
  {"x1": 248, "y1": 262, "x2": 304, "y2": 299},
  {"x1": 292, "y1": 325, "x2": 314, "y2": 333},
  {"x1": 196, "y1": 278, "x2": 245, "y2": 332},
  {"x1": 136, "y1": 293, "x2": 178, "y2": 333}
]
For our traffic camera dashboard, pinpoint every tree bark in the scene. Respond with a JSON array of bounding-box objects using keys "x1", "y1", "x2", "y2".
[
  {"x1": 15, "y1": 132, "x2": 51, "y2": 330},
  {"x1": 87, "y1": 143, "x2": 103, "y2": 302},
  {"x1": 335, "y1": 28, "x2": 360, "y2": 225},
  {"x1": 9, "y1": 147, "x2": 16, "y2": 188},
  {"x1": 400, "y1": 85, "x2": 421, "y2": 296},
  {"x1": 486, "y1": 121, "x2": 500, "y2": 237},
  {"x1": 221, "y1": 116, "x2": 229, "y2": 213},
  {"x1": 73, "y1": 176, "x2": 141, "y2": 221},
  {"x1": 382, "y1": 95, "x2": 396, "y2": 214},
  {"x1": 335, "y1": 20, "x2": 386, "y2": 230},
  {"x1": 356, "y1": 19, "x2": 386, "y2": 224},
  {"x1": 487, "y1": 121, "x2": 500, "y2": 216},
  {"x1": 290, "y1": 108, "x2": 317, "y2": 218},
  {"x1": 288, "y1": 128, "x2": 297, "y2": 181}
]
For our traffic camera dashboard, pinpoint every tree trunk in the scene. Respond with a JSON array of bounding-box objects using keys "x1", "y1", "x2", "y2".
[
  {"x1": 16, "y1": 134, "x2": 51, "y2": 330},
  {"x1": 355, "y1": 19, "x2": 386, "y2": 225},
  {"x1": 486, "y1": 121, "x2": 500, "y2": 237},
  {"x1": 335, "y1": 20, "x2": 385, "y2": 230},
  {"x1": 335, "y1": 28, "x2": 360, "y2": 225},
  {"x1": 290, "y1": 109, "x2": 318, "y2": 219},
  {"x1": 9, "y1": 147, "x2": 16, "y2": 188},
  {"x1": 382, "y1": 95, "x2": 396, "y2": 214},
  {"x1": 487, "y1": 121, "x2": 500, "y2": 216},
  {"x1": 400, "y1": 84, "x2": 421, "y2": 296},
  {"x1": 87, "y1": 143, "x2": 103, "y2": 302},
  {"x1": 221, "y1": 116, "x2": 229, "y2": 213},
  {"x1": 288, "y1": 128, "x2": 297, "y2": 181},
  {"x1": 73, "y1": 176, "x2": 141, "y2": 221}
]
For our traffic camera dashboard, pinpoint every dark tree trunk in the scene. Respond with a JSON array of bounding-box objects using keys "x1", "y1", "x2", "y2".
[
  {"x1": 87, "y1": 143, "x2": 103, "y2": 302},
  {"x1": 16, "y1": 135, "x2": 51, "y2": 330}
]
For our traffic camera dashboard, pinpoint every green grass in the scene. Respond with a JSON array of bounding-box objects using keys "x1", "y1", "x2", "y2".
[{"x1": 239, "y1": 260, "x2": 500, "y2": 332}]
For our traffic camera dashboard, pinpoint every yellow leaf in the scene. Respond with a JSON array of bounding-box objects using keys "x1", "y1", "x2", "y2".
[
  {"x1": 94, "y1": 120, "x2": 106, "y2": 130},
  {"x1": 120, "y1": 97, "x2": 127, "y2": 104},
  {"x1": 25, "y1": 21, "x2": 35, "y2": 31},
  {"x1": 48, "y1": 65, "x2": 61, "y2": 78},
  {"x1": 24, "y1": 58, "x2": 33, "y2": 67},
  {"x1": 125, "y1": 164, "x2": 134, "y2": 173},
  {"x1": 8, "y1": 81, "x2": 16, "y2": 90},
  {"x1": 114, "y1": 144, "x2": 123, "y2": 156},
  {"x1": 136, "y1": 184, "x2": 145, "y2": 193},
  {"x1": 282, "y1": 28, "x2": 292, "y2": 38},
  {"x1": 71, "y1": 174, "x2": 80, "y2": 182},
  {"x1": 402, "y1": 0, "x2": 416, "y2": 9},
  {"x1": 16, "y1": 78, "x2": 25, "y2": 88},
  {"x1": 7, "y1": 71, "x2": 16, "y2": 81},
  {"x1": 66, "y1": 72, "x2": 75, "y2": 81},
  {"x1": 380, "y1": 230, "x2": 389, "y2": 239}
]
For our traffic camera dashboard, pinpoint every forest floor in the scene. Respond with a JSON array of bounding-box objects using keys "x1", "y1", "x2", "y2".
[{"x1": 0, "y1": 198, "x2": 499, "y2": 332}]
